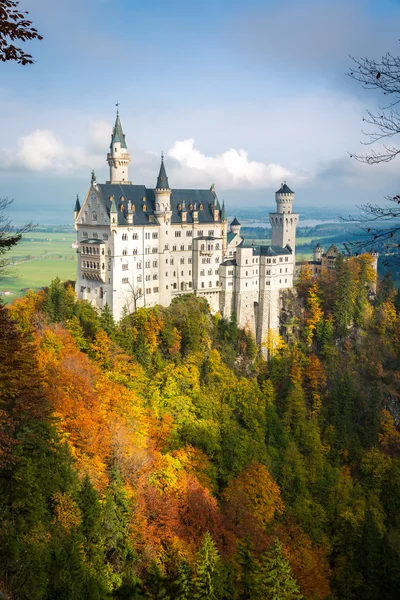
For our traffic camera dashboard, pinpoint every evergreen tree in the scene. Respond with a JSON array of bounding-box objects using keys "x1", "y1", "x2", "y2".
[
  {"x1": 100, "y1": 302, "x2": 116, "y2": 337},
  {"x1": 193, "y1": 532, "x2": 220, "y2": 600},
  {"x1": 253, "y1": 540, "x2": 303, "y2": 600},
  {"x1": 237, "y1": 535, "x2": 256, "y2": 600},
  {"x1": 174, "y1": 559, "x2": 192, "y2": 600}
]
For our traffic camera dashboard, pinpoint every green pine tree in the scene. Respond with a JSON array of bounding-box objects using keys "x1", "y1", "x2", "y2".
[
  {"x1": 174, "y1": 559, "x2": 192, "y2": 600},
  {"x1": 100, "y1": 302, "x2": 116, "y2": 337},
  {"x1": 193, "y1": 532, "x2": 220, "y2": 600},
  {"x1": 253, "y1": 540, "x2": 303, "y2": 600}
]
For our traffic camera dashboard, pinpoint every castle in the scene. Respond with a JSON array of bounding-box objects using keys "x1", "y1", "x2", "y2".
[{"x1": 74, "y1": 111, "x2": 299, "y2": 345}]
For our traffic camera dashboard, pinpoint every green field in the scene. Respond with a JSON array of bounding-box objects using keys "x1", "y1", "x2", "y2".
[{"x1": 1, "y1": 232, "x2": 77, "y2": 301}]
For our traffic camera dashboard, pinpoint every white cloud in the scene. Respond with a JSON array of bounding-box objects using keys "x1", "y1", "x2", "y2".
[
  {"x1": 1, "y1": 128, "x2": 104, "y2": 173},
  {"x1": 167, "y1": 138, "x2": 297, "y2": 189}
]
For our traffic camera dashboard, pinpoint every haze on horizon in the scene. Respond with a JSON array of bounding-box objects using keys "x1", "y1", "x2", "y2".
[{"x1": 2, "y1": 0, "x2": 400, "y2": 225}]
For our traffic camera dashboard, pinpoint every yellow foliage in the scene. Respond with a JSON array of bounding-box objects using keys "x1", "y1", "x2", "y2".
[
  {"x1": 262, "y1": 329, "x2": 288, "y2": 358},
  {"x1": 52, "y1": 491, "x2": 81, "y2": 533}
]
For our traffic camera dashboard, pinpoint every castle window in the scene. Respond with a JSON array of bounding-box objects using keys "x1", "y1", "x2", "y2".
[
  {"x1": 122, "y1": 263, "x2": 129, "y2": 271},
  {"x1": 165, "y1": 272, "x2": 168, "y2": 277},
  {"x1": 165, "y1": 243, "x2": 169, "y2": 250},
  {"x1": 145, "y1": 247, "x2": 150, "y2": 254},
  {"x1": 201, "y1": 244, "x2": 205, "y2": 251},
  {"x1": 188, "y1": 258, "x2": 192, "y2": 264},
  {"x1": 137, "y1": 262, "x2": 142, "y2": 269},
  {"x1": 246, "y1": 271, "x2": 248, "y2": 276},
  {"x1": 181, "y1": 271, "x2": 184, "y2": 276},
  {"x1": 103, "y1": 233, "x2": 108, "y2": 240},
  {"x1": 137, "y1": 275, "x2": 142, "y2": 282},
  {"x1": 279, "y1": 279, "x2": 282, "y2": 283},
  {"x1": 145, "y1": 233, "x2": 150, "y2": 239},
  {"x1": 186, "y1": 231, "x2": 192, "y2": 237},
  {"x1": 200, "y1": 270, "x2": 205, "y2": 276},
  {"x1": 267, "y1": 259, "x2": 271, "y2": 264},
  {"x1": 175, "y1": 231, "x2": 181, "y2": 237},
  {"x1": 153, "y1": 287, "x2": 159, "y2": 293},
  {"x1": 285, "y1": 268, "x2": 287, "y2": 273},
  {"x1": 142, "y1": 204, "x2": 146, "y2": 211},
  {"x1": 189, "y1": 270, "x2": 191, "y2": 276},
  {"x1": 83, "y1": 232, "x2": 88, "y2": 239},
  {"x1": 92, "y1": 211, "x2": 97, "y2": 221},
  {"x1": 189, "y1": 281, "x2": 192, "y2": 287},
  {"x1": 280, "y1": 268, "x2": 282, "y2": 273},
  {"x1": 122, "y1": 233, "x2": 128, "y2": 241},
  {"x1": 245, "y1": 283, "x2": 248, "y2": 287},
  {"x1": 173, "y1": 271, "x2": 176, "y2": 276},
  {"x1": 285, "y1": 279, "x2": 287, "y2": 283},
  {"x1": 146, "y1": 288, "x2": 151, "y2": 294},
  {"x1": 188, "y1": 245, "x2": 192, "y2": 251},
  {"x1": 201, "y1": 282, "x2": 205, "y2": 288},
  {"x1": 208, "y1": 269, "x2": 212, "y2": 275},
  {"x1": 153, "y1": 274, "x2": 158, "y2": 280},
  {"x1": 199, "y1": 204, "x2": 203, "y2": 210},
  {"x1": 215, "y1": 269, "x2": 219, "y2": 275},
  {"x1": 120, "y1": 204, "x2": 124, "y2": 212},
  {"x1": 208, "y1": 230, "x2": 214, "y2": 236},
  {"x1": 273, "y1": 259, "x2": 276, "y2": 263},
  {"x1": 93, "y1": 233, "x2": 98, "y2": 239},
  {"x1": 173, "y1": 283, "x2": 177, "y2": 289},
  {"x1": 122, "y1": 249, "x2": 127, "y2": 256},
  {"x1": 170, "y1": 258, "x2": 174, "y2": 265},
  {"x1": 285, "y1": 257, "x2": 288, "y2": 262},
  {"x1": 133, "y1": 233, "x2": 138, "y2": 240},
  {"x1": 180, "y1": 258, "x2": 185, "y2": 264},
  {"x1": 279, "y1": 257, "x2": 283, "y2": 262},
  {"x1": 133, "y1": 248, "x2": 138, "y2": 255},
  {"x1": 122, "y1": 277, "x2": 129, "y2": 284},
  {"x1": 209, "y1": 281, "x2": 212, "y2": 287},
  {"x1": 245, "y1": 260, "x2": 248, "y2": 265},
  {"x1": 152, "y1": 232, "x2": 158, "y2": 239},
  {"x1": 215, "y1": 243, "x2": 219, "y2": 250},
  {"x1": 198, "y1": 230, "x2": 203, "y2": 236},
  {"x1": 215, "y1": 257, "x2": 219, "y2": 264},
  {"x1": 152, "y1": 247, "x2": 158, "y2": 253},
  {"x1": 146, "y1": 275, "x2": 150, "y2": 281},
  {"x1": 153, "y1": 260, "x2": 158, "y2": 267}
]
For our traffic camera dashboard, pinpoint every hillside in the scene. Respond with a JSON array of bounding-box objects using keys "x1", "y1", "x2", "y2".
[{"x1": 1, "y1": 259, "x2": 400, "y2": 599}]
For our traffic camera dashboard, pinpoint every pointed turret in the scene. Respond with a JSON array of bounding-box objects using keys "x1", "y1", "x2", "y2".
[
  {"x1": 107, "y1": 108, "x2": 131, "y2": 184},
  {"x1": 74, "y1": 194, "x2": 81, "y2": 214},
  {"x1": 221, "y1": 201, "x2": 227, "y2": 222},
  {"x1": 156, "y1": 153, "x2": 170, "y2": 190},
  {"x1": 230, "y1": 217, "x2": 241, "y2": 235},
  {"x1": 154, "y1": 153, "x2": 172, "y2": 216},
  {"x1": 110, "y1": 110, "x2": 127, "y2": 149}
]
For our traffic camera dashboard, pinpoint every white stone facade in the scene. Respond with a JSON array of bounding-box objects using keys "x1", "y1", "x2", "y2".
[{"x1": 74, "y1": 114, "x2": 298, "y2": 346}]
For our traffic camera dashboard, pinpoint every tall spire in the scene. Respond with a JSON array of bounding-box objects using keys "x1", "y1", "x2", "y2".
[
  {"x1": 111, "y1": 109, "x2": 127, "y2": 149},
  {"x1": 221, "y1": 201, "x2": 227, "y2": 221},
  {"x1": 74, "y1": 194, "x2": 81, "y2": 213},
  {"x1": 156, "y1": 153, "x2": 170, "y2": 190}
]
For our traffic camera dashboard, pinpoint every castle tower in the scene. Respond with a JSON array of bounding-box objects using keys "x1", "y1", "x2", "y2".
[
  {"x1": 154, "y1": 154, "x2": 172, "y2": 307},
  {"x1": 230, "y1": 217, "x2": 241, "y2": 236},
  {"x1": 313, "y1": 242, "x2": 323, "y2": 263},
  {"x1": 269, "y1": 182, "x2": 299, "y2": 257},
  {"x1": 106, "y1": 109, "x2": 131, "y2": 184}
]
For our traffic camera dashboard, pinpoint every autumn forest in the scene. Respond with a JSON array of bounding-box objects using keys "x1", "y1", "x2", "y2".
[{"x1": 1, "y1": 254, "x2": 400, "y2": 599}]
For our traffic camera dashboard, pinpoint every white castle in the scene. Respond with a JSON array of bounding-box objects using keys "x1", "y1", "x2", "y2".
[{"x1": 74, "y1": 111, "x2": 299, "y2": 345}]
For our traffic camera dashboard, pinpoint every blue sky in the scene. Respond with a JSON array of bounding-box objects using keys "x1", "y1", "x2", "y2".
[{"x1": 2, "y1": 0, "x2": 400, "y2": 223}]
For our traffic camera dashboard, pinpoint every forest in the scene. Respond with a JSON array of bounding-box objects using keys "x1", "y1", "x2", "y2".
[{"x1": 1, "y1": 253, "x2": 400, "y2": 599}]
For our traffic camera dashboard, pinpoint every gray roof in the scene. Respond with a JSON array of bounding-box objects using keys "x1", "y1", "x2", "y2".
[
  {"x1": 230, "y1": 217, "x2": 241, "y2": 226},
  {"x1": 238, "y1": 240, "x2": 292, "y2": 256},
  {"x1": 222, "y1": 259, "x2": 237, "y2": 267},
  {"x1": 74, "y1": 195, "x2": 81, "y2": 212},
  {"x1": 276, "y1": 183, "x2": 294, "y2": 194},
  {"x1": 111, "y1": 112, "x2": 127, "y2": 149},
  {"x1": 96, "y1": 183, "x2": 223, "y2": 227}
]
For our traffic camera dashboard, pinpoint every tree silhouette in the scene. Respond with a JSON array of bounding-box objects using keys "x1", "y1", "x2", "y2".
[{"x1": 0, "y1": 0, "x2": 43, "y2": 65}]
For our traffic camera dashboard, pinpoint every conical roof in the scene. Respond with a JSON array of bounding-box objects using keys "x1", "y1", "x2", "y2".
[
  {"x1": 276, "y1": 182, "x2": 293, "y2": 194},
  {"x1": 111, "y1": 110, "x2": 127, "y2": 149},
  {"x1": 74, "y1": 194, "x2": 81, "y2": 212},
  {"x1": 156, "y1": 154, "x2": 170, "y2": 190},
  {"x1": 230, "y1": 217, "x2": 241, "y2": 226},
  {"x1": 110, "y1": 197, "x2": 118, "y2": 213},
  {"x1": 221, "y1": 201, "x2": 227, "y2": 221}
]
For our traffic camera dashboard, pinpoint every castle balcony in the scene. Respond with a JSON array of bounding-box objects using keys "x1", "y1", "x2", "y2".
[{"x1": 199, "y1": 250, "x2": 213, "y2": 257}]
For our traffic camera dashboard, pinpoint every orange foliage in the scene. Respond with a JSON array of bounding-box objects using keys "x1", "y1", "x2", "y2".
[
  {"x1": 272, "y1": 520, "x2": 332, "y2": 599},
  {"x1": 222, "y1": 463, "x2": 284, "y2": 549}
]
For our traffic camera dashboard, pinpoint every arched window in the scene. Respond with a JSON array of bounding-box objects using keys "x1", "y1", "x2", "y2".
[{"x1": 92, "y1": 211, "x2": 97, "y2": 221}]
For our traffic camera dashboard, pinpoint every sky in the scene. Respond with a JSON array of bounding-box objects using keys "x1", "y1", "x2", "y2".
[{"x1": 2, "y1": 0, "x2": 400, "y2": 224}]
